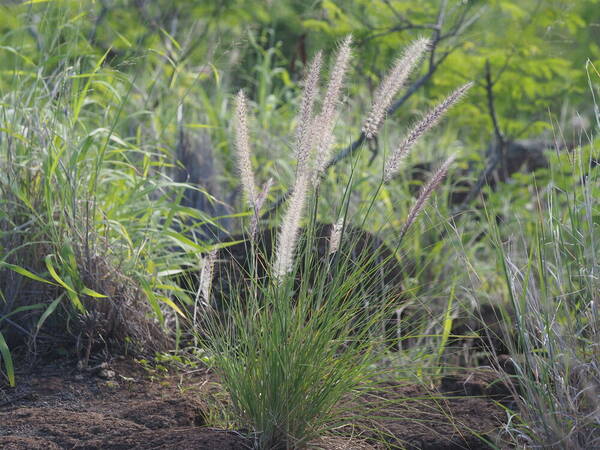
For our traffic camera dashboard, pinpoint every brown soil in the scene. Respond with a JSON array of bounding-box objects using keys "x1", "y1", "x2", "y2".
[
  {"x1": 0, "y1": 358, "x2": 510, "y2": 449},
  {"x1": 345, "y1": 375, "x2": 508, "y2": 450}
]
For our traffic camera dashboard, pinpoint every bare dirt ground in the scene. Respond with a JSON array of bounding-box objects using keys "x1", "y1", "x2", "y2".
[{"x1": 0, "y1": 357, "x2": 510, "y2": 449}]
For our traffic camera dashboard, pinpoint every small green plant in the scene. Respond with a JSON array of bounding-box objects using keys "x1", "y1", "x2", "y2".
[{"x1": 198, "y1": 36, "x2": 471, "y2": 448}]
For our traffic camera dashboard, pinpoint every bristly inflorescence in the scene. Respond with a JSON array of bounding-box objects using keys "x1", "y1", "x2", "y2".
[
  {"x1": 250, "y1": 177, "x2": 274, "y2": 239},
  {"x1": 295, "y1": 51, "x2": 323, "y2": 174},
  {"x1": 399, "y1": 154, "x2": 456, "y2": 240},
  {"x1": 200, "y1": 249, "x2": 218, "y2": 304},
  {"x1": 234, "y1": 90, "x2": 257, "y2": 208},
  {"x1": 328, "y1": 217, "x2": 345, "y2": 256},
  {"x1": 362, "y1": 37, "x2": 430, "y2": 140},
  {"x1": 193, "y1": 248, "x2": 217, "y2": 328},
  {"x1": 274, "y1": 36, "x2": 354, "y2": 280},
  {"x1": 273, "y1": 173, "x2": 309, "y2": 281},
  {"x1": 383, "y1": 82, "x2": 473, "y2": 183},
  {"x1": 231, "y1": 36, "x2": 470, "y2": 283},
  {"x1": 312, "y1": 35, "x2": 353, "y2": 186}
]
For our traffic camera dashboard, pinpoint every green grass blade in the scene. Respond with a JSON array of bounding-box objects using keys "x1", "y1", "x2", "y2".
[{"x1": 0, "y1": 331, "x2": 15, "y2": 387}]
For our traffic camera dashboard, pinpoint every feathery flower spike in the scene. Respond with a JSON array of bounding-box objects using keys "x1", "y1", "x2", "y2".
[
  {"x1": 234, "y1": 90, "x2": 257, "y2": 208},
  {"x1": 193, "y1": 249, "x2": 217, "y2": 329},
  {"x1": 328, "y1": 217, "x2": 344, "y2": 255},
  {"x1": 273, "y1": 174, "x2": 309, "y2": 282},
  {"x1": 399, "y1": 154, "x2": 456, "y2": 240},
  {"x1": 250, "y1": 177, "x2": 273, "y2": 239},
  {"x1": 273, "y1": 38, "x2": 353, "y2": 280},
  {"x1": 199, "y1": 249, "x2": 218, "y2": 304},
  {"x1": 362, "y1": 37, "x2": 430, "y2": 140},
  {"x1": 314, "y1": 35, "x2": 353, "y2": 184},
  {"x1": 295, "y1": 52, "x2": 323, "y2": 172},
  {"x1": 384, "y1": 82, "x2": 472, "y2": 183}
]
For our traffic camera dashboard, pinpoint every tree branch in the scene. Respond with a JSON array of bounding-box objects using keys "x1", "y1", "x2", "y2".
[
  {"x1": 485, "y1": 60, "x2": 504, "y2": 145},
  {"x1": 453, "y1": 60, "x2": 506, "y2": 213},
  {"x1": 452, "y1": 149, "x2": 500, "y2": 213},
  {"x1": 485, "y1": 59, "x2": 508, "y2": 183}
]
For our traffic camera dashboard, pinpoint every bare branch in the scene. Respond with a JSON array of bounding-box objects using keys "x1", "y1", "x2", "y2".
[
  {"x1": 454, "y1": 61, "x2": 506, "y2": 212},
  {"x1": 454, "y1": 149, "x2": 500, "y2": 212},
  {"x1": 485, "y1": 60, "x2": 505, "y2": 145}
]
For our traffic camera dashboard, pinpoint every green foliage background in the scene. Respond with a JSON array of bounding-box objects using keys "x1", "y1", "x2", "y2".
[{"x1": 2, "y1": 0, "x2": 598, "y2": 146}]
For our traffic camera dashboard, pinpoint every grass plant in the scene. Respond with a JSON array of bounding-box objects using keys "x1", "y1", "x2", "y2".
[
  {"x1": 1, "y1": 4, "x2": 597, "y2": 450},
  {"x1": 489, "y1": 127, "x2": 600, "y2": 448},
  {"x1": 465, "y1": 65, "x2": 600, "y2": 448},
  {"x1": 199, "y1": 37, "x2": 470, "y2": 449}
]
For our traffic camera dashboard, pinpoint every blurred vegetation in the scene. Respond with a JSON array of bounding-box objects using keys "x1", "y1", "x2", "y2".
[
  {"x1": 2, "y1": 0, "x2": 598, "y2": 139},
  {"x1": 0, "y1": 1, "x2": 598, "y2": 446}
]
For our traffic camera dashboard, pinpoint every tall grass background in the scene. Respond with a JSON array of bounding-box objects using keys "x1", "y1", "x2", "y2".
[{"x1": 0, "y1": 1, "x2": 227, "y2": 379}]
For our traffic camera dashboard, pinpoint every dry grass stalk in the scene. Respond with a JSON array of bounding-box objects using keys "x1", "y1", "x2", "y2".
[
  {"x1": 384, "y1": 82, "x2": 473, "y2": 182},
  {"x1": 234, "y1": 90, "x2": 257, "y2": 208},
  {"x1": 362, "y1": 37, "x2": 430, "y2": 140}
]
